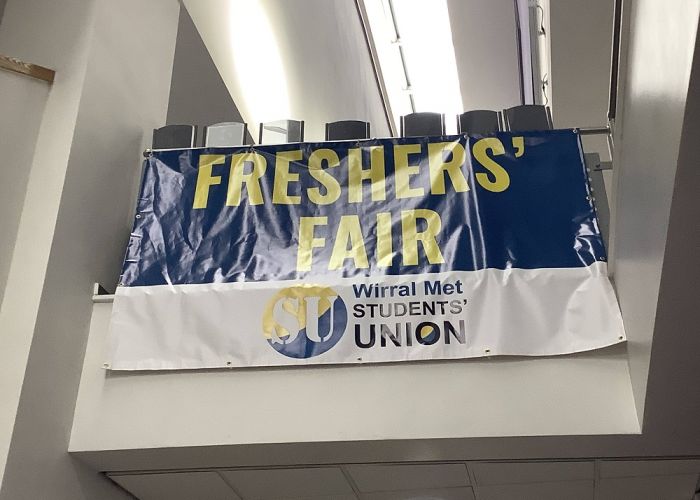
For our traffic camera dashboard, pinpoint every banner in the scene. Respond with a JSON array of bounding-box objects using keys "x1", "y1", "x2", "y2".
[{"x1": 107, "y1": 130, "x2": 625, "y2": 370}]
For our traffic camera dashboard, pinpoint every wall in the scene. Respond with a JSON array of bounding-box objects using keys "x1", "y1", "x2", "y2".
[
  {"x1": 0, "y1": 72, "x2": 49, "y2": 305},
  {"x1": 69, "y1": 0, "x2": 700, "y2": 476},
  {"x1": 447, "y1": 0, "x2": 522, "y2": 112},
  {"x1": 547, "y1": 0, "x2": 614, "y2": 159},
  {"x1": 166, "y1": 6, "x2": 252, "y2": 144},
  {"x1": 543, "y1": 0, "x2": 700, "y2": 431},
  {"x1": 182, "y1": 0, "x2": 391, "y2": 141},
  {"x1": 643, "y1": 10, "x2": 700, "y2": 450},
  {"x1": 611, "y1": 0, "x2": 700, "y2": 423},
  {"x1": 0, "y1": 0, "x2": 98, "y2": 485},
  {"x1": 71, "y1": 303, "x2": 640, "y2": 471},
  {"x1": 0, "y1": 0, "x2": 180, "y2": 497}
]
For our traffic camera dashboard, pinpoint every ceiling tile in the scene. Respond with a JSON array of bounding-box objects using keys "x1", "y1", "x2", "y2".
[
  {"x1": 599, "y1": 459, "x2": 700, "y2": 478},
  {"x1": 359, "y1": 487, "x2": 475, "y2": 500},
  {"x1": 477, "y1": 480, "x2": 594, "y2": 500},
  {"x1": 220, "y1": 467, "x2": 354, "y2": 499},
  {"x1": 598, "y1": 475, "x2": 699, "y2": 500},
  {"x1": 347, "y1": 464, "x2": 470, "y2": 492},
  {"x1": 270, "y1": 496, "x2": 356, "y2": 500},
  {"x1": 110, "y1": 471, "x2": 239, "y2": 500},
  {"x1": 471, "y1": 461, "x2": 594, "y2": 485}
]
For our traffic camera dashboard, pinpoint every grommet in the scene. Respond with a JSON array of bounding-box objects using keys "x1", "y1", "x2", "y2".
[
  {"x1": 102, "y1": 363, "x2": 110, "y2": 369},
  {"x1": 135, "y1": 214, "x2": 142, "y2": 219},
  {"x1": 484, "y1": 348, "x2": 491, "y2": 354},
  {"x1": 618, "y1": 336, "x2": 624, "y2": 340}
]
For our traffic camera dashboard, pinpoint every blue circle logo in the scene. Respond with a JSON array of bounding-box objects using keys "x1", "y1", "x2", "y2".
[{"x1": 262, "y1": 285, "x2": 347, "y2": 359}]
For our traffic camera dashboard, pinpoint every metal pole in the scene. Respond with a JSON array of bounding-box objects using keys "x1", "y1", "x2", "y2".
[
  {"x1": 608, "y1": 0, "x2": 623, "y2": 121},
  {"x1": 386, "y1": 0, "x2": 415, "y2": 112},
  {"x1": 576, "y1": 126, "x2": 611, "y2": 136}
]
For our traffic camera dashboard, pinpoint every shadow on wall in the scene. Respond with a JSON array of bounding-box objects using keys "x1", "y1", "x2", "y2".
[
  {"x1": 0, "y1": 0, "x2": 7, "y2": 27},
  {"x1": 166, "y1": 5, "x2": 254, "y2": 144}
]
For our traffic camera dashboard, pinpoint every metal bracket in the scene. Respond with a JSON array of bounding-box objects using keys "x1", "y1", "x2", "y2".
[
  {"x1": 92, "y1": 283, "x2": 115, "y2": 303},
  {"x1": 584, "y1": 153, "x2": 611, "y2": 251}
]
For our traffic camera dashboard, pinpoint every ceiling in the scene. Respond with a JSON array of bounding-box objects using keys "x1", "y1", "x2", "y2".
[
  {"x1": 180, "y1": 0, "x2": 524, "y2": 141},
  {"x1": 109, "y1": 459, "x2": 700, "y2": 499}
]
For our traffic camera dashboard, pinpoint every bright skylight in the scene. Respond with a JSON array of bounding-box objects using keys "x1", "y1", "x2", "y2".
[{"x1": 363, "y1": 0, "x2": 463, "y2": 134}]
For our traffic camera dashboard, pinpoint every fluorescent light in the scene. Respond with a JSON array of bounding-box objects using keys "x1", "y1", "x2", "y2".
[{"x1": 364, "y1": 0, "x2": 463, "y2": 134}]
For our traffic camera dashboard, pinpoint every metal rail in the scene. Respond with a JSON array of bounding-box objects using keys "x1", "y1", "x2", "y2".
[
  {"x1": 513, "y1": 0, "x2": 527, "y2": 105},
  {"x1": 576, "y1": 126, "x2": 611, "y2": 136}
]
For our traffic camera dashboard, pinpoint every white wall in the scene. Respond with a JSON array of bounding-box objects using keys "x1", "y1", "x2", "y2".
[
  {"x1": 0, "y1": 0, "x2": 98, "y2": 485},
  {"x1": 0, "y1": 0, "x2": 180, "y2": 497},
  {"x1": 547, "y1": 0, "x2": 614, "y2": 158},
  {"x1": 611, "y1": 0, "x2": 700, "y2": 423},
  {"x1": 0, "y1": 72, "x2": 49, "y2": 305},
  {"x1": 70, "y1": 302, "x2": 639, "y2": 470},
  {"x1": 166, "y1": 6, "x2": 250, "y2": 142},
  {"x1": 183, "y1": 0, "x2": 391, "y2": 142},
  {"x1": 447, "y1": 0, "x2": 522, "y2": 112}
]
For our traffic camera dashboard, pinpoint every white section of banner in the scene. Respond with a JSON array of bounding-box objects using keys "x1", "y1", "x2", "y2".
[{"x1": 106, "y1": 262, "x2": 625, "y2": 370}]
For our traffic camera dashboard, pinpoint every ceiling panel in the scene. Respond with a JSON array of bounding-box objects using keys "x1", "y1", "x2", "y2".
[
  {"x1": 221, "y1": 467, "x2": 354, "y2": 499},
  {"x1": 106, "y1": 460, "x2": 700, "y2": 500},
  {"x1": 110, "y1": 471, "x2": 239, "y2": 500},
  {"x1": 599, "y1": 459, "x2": 700, "y2": 478},
  {"x1": 478, "y1": 480, "x2": 594, "y2": 500},
  {"x1": 347, "y1": 463, "x2": 469, "y2": 492},
  {"x1": 359, "y1": 487, "x2": 475, "y2": 500},
  {"x1": 598, "y1": 474, "x2": 699, "y2": 500},
  {"x1": 471, "y1": 461, "x2": 594, "y2": 485},
  {"x1": 257, "y1": 496, "x2": 356, "y2": 500}
]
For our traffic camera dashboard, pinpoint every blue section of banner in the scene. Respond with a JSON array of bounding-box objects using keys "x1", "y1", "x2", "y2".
[{"x1": 120, "y1": 130, "x2": 604, "y2": 287}]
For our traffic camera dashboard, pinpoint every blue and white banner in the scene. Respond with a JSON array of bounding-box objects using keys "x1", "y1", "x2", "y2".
[{"x1": 107, "y1": 130, "x2": 625, "y2": 370}]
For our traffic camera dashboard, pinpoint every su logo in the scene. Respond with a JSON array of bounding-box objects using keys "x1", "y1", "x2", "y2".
[{"x1": 262, "y1": 285, "x2": 347, "y2": 359}]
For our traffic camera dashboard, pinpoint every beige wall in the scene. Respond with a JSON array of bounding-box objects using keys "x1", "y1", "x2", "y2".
[
  {"x1": 0, "y1": 0, "x2": 180, "y2": 497},
  {"x1": 611, "y1": 0, "x2": 700, "y2": 423},
  {"x1": 0, "y1": 0, "x2": 98, "y2": 485},
  {"x1": 0, "y1": 73, "x2": 49, "y2": 305},
  {"x1": 547, "y1": 0, "x2": 614, "y2": 158},
  {"x1": 448, "y1": 0, "x2": 522, "y2": 112},
  {"x1": 167, "y1": 6, "x2": 250, "y2": 143}
]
